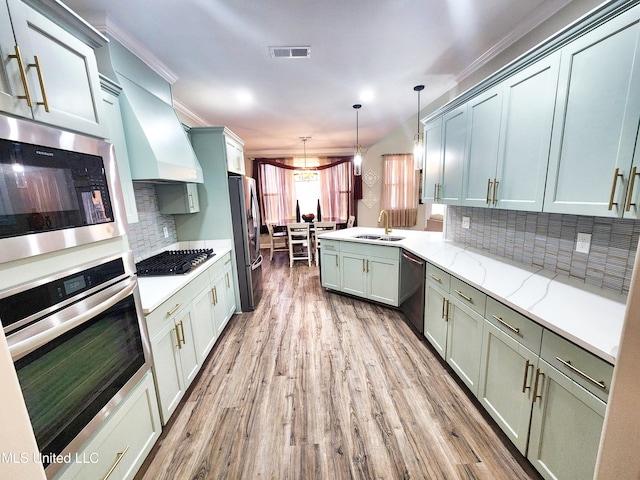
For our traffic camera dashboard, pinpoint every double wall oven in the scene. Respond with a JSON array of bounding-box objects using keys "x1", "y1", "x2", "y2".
[{"x1": 0, "y1": 115, "x2": 150, "y2": 478}]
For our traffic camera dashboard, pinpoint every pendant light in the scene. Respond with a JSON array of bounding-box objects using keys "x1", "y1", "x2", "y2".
[
  {"x1": 413, "y1": 85, "x2": 425, "y2": 170},
  {"x1": 296, "y1": 136, "x2": 315, "y2": 181},
  {"x1": 353, "y1": 104, "x2": 362, "y2": 176}
]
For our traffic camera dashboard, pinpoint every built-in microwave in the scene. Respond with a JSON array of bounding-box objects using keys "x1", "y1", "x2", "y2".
[{"x1": 0, "y1": 115, "x2": 127, "y2": 263}]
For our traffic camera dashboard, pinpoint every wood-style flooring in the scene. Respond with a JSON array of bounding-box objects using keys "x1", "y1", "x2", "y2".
[{"x1": 136, "y1": 252, "x2": 541, "y2": 480}]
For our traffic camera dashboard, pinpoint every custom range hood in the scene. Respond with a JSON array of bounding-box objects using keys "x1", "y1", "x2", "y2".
[{"x1": 98, "y1": 37, "x2": 203, "y2": 183}]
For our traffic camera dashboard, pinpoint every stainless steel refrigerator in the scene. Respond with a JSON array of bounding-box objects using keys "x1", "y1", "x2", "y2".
[{"x1": 228, "y1": 174, "x2": 263, "y2": 311}]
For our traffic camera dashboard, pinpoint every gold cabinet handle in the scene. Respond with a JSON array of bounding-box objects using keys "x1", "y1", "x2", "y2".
[
  {"x1": 366, "y1": 259, "x2": 369, "y2": 273},
  {"x1": 521, "y1": 359, "x2": 533, "y2": 393},
  {"x1": 178, "y1": 320, "x2": 186, "y2": 346},
  {"x1": 608, "y1": 167, "x2": 624, "y2": 210},
  {"x1": 492, "y1": 315, "x2": 520, "y2": 334},
  {"x1": 188, "y1": 192, "x2": 195, "y2": 210},
  {"x1": 226, "y1": 272, "x2": 230, "y2": 288},
  {"x1": 437, "y1": 183, "x2": 441, "y2": 201},
  {"x1": 225, "y1": 258, "x2": 232, "y2": 265},
  {"x1": 444, "y1": 299, "x2": 450, "y2": 322},
  {"x1": 29, "y1": 55, "x2": 50, "y2": 112},
  {"x1": 102, "y1": 446, "x2": 129, "y2": 480},
  {"x1": 8, "y1": 45, "x2": 33, "y2": 106},
  {"x1": 555, "y1": 357, "x2": 606, "y2": 390},
  {"x1": 212, "y1": 287, "x2": 218, "y2": 305},
  {"x1": 335, "y1": 255, "x2": 338, "y2": 267},
  {"x1": 486, "y1": 178, "x2": 493, "y2": 205},
  {"x1": 625, "y1": 166, "x2": 640, "y2": 211},
  {"x1": 492, "y1": 179, "x2": 499, "y2": 205},
  {"x1": 429, "y1": 273, "x2": 442, "y2": 283},
  {"x1": 433, "y1": 183, "x2": 438, "y2": 201},
  {"x1": 174, "y1": 324, "x2": 182, "y2": 349},
  {"x1": 166, "y1": 303, "x2": 182, "y2": 317},
  {"x1": 454, "y1": 289, "x2": 472, "y2": 302},
  {"x1": 532, "y1": 368, "x2": 545, "y2": 403},
  {"x1": 441, "y1": 297, "x2": 446, "y2": 319},
  {"x1": 362, "y1": 258, "x2": 366, "y2": 272}
]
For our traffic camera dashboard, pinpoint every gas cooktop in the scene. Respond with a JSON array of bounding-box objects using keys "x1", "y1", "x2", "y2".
[{"x1": 135, "y1": 249, "x2": 215, "y2": 276}]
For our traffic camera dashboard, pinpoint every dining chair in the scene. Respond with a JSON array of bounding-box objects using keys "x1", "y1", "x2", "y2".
[
  {"x1": 287, "y1": 222, "x2": 311, "y2": 267},
  {"x1": 312, "y1": 221, "x2": 336, "y2": 265},
  {"x1": 266, "y1": 222, "x2": 288, "y2": 260},
  {"x1": 347, "y1": 215, "x2": 355, "y2": 228}
]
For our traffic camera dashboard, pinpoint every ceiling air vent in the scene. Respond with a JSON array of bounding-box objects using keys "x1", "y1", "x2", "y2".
[{"x1": 269, "y1": 46, "x2": 311, "y2": 59}]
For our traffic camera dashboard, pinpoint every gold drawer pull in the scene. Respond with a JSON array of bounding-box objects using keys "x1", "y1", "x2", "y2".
[
  {"x1": 178, "y1": 320, "x2": 186, "y2": 346},
  {"x1": 103, "y1": 446, "x2": 129, "y2": 480},
  {"x1": 189, "y1": 192, "x2": 195, "y2": 210},
  {"x1": 174, "y1": 324, "x2": 182, "y2": 349},
  {"x1": 166, "y1": 303, "x2": 182, "y2": 317},
  {"x1": 522, "y1": 359, "x2": 533, "y2": 393},
  {"x1": 556, "y1": 357, "x2": 606, "y2": 390},
  {"x1": 532, "y1": 368, "x2": 545, "y2": 403},
  {"x1": 9, "y1": 45, "x2": 33, "y2": 106},
  {"x1": 225, "y1": 258, "x2": 232, "y2": 265},
  {"x1": 454, "y1": 289, "x2": 472, "y2": 302},
  {"x1": 493, "y1": 315, "x2": 520, "y2": 334},
  {"x1": 29, "y1": 55, "x2": 50, "y2": 112},
  {"x1": 608, "y1": 168, "x2": 624, "y2": 210},
  {"x1": 429, "y1": 273, "x2": 442, "y2": 283},
  {"x1": 486, "y1": 178, "x2": 493, "y2": 205}
]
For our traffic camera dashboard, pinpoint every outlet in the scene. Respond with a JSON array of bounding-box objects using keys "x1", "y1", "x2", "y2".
[
  {"x1": 462, "y1": 216, "x2": 470, "y2": 229},
  {"x1": 576, "y1": 233, "x2": 591, "y2": 254},
  {"x1": 163, "y1": 226, "x2": 169, "y2": 238}
]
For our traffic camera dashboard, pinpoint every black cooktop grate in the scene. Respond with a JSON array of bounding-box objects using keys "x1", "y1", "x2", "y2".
[{"x1": 136, "y1": 249, "x2": 215, "y2": 276}]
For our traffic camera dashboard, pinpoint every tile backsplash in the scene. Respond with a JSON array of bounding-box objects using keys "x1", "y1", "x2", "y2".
[
  {"x1": 446, "y1": 206, "x2": 640, "y2": 295},
  {"x1": 128, "y1": 183, "x2": 178, "y2": 261}
]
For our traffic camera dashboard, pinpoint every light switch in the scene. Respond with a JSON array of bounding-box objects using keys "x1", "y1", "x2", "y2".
[
  {"x1": 576, "y1": 233, "x2": 591, "y2": 254},
  {"x1": 163, "y1": 226, "x2": 169, "y2": 238},
  {"x1": 462, "y1": 216, "x2": 470, "y2": 229}
]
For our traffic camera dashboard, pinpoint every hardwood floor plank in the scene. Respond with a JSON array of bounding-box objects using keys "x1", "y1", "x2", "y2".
[{"x1": 136, "y1": 254, "x2": 540, "y2": 480}]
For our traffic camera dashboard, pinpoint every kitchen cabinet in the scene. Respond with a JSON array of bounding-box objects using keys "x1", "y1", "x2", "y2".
[
  {"x1": 340, "y1": 242, "x2": 400, "y2": 306},
  {"x1": 55, "y1": 372, "x2": 161, "y2": 480},
  {"x1": 222, "y1": 254, "x2": 237, "y2": 321},
  {"x1": 527, "y1": 331, "x2": 612, "y2": 480},
  {"x1": 157, "y1": 183, "x2": 201, "y2": 214},
  {"x1": 101, "y1": 78, "x2": 138, "y2": 223},
  {"x1": 421, "y1": 119, "x2": 443, "y2": 203},
  {"x1": 477, "y1": 298, "x2": 544, "y2": 454},
  {"x1": 225, "y1": 134, "x2": 246, "y2": 175},
  {"x1": 544, "y1": 7, "x2": 640, "y2": 217},
  {"x1": 0, "y1": 0, "x2": 106, "y2": 137},
  {"x1": 462, "y1": 52, "x2": 559, "y2": 211},
  {"x1": 320, "y1": 239, "x2": 341, "y2": 290},
  {"x1": 192, "y1": 286, "x2": 218, "y2": 362}
]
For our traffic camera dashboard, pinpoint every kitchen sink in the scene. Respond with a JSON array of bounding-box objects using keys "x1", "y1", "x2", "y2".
[{"x1": 352, "y1": 234, "x2": 405, "y2": 242}]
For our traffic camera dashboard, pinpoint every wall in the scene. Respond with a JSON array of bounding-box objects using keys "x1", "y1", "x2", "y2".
[
  {"x1": 446, "y1": 206, "x2": 639, "y2": 296},
  {"x1": 128, "y1": 183, "x2": 178, "y2": 261}
]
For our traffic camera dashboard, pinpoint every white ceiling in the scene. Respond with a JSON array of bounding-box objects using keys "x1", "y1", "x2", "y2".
[{"x1": 62, "y1": 0, "x2": 576, "y2": 157}]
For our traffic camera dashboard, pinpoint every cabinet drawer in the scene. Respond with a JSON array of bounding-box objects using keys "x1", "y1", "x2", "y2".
[
  {"x1": 320, "y1": 239, "x2": 340, "y2": 252},
  {"x1": 540, "y1": 330, "x2": 613, "y2": 402},
  {"x1": 426, "y1": 263, "x2": 450, "y2": 291},
  {"x1": 340, "y1": 240, "x2": 400, "y2": 260},
  {"x1": 485, "y1": 298, "x2": 543, "y2": 354},
  {"x1": 450, "y1": 276, "x2": 486, "y2": 316}
]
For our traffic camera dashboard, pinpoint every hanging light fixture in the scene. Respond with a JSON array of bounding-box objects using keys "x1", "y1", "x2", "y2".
[
  {"x1": 413, "y1": 85, "x2": 425, "y2": 170},
  {"x1": 294, "y1": 136, "x2": 316, "y2": 181},
  {"x1": 353, "y1": 104, "x2": 362, "y2": 176}
]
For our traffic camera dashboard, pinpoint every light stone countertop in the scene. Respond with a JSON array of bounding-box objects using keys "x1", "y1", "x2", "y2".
[
  {"x1": 318, "y1": 227, "x2": 627, "y2": 364},
  {"x1": 137, "y1": 239, "x2": 233, "y2": 315}
]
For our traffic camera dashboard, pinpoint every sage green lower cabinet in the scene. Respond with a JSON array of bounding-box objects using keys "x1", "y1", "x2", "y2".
[
  {"x1": 478, "y1": 320, "x2": 539, "y2": 454},
  {"x1": 320, "y1": 240, "x2": 341, "y2": 290},
  {"x1": 192, "y1": 285, "x2": 217, "y2": 361},
  {"x1": 527, "y1": 358, "x2": 606, "y2": 480},
  {"x1": 423, "y1": 280, "x2": 448, "y2": 359},
  {"x1": 54, "y1": 372, "x2": 161, "y2": 480}
]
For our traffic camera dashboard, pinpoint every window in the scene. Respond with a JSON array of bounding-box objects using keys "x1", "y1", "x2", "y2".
[{"x1": 380, "y1": 153, "x2": 419, "y2": 227}]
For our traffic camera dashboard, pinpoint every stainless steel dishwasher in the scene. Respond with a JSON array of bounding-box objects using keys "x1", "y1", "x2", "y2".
[{"x1": 400, "y1": 249, "x2": 425, "y2": 334}]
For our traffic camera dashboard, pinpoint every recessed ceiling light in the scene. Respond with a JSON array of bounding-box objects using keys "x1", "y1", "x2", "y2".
[
  {"x1": 269, "y1": 46, "x2": 311, "y2": 58},
  {"x1": 237, "y1": 90, "x2": 253, "y2": 104},
  {"x1": 360, "y1": 90, "x2": 374, "y2": 102}
]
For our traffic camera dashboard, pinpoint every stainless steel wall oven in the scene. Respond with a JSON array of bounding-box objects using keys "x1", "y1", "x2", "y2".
[
  {"x1": 0, "y1": 252, "x2": 151, "y2": 479},
  {"x1": 0, "y1": 115, "x2": 127, "y2": 263}
]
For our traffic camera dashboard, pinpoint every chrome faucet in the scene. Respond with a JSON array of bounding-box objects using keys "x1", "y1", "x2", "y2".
[{"x1": 378, "y1": 209, "x2": 391, "y2": 235}]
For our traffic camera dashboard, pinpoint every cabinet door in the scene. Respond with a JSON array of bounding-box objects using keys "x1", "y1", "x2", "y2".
[
  {"x1": 320, "y1": 249, "x2": 341, "y2": 290},
  {"x1": 0, "y1": 3, "x2": 32, "y2": 118},
  {"x1": 544, "y1": 8, "x2": 640, "y2": 216},
  {"x1": 224, "y1": 266, "x2": 237, "y2": 319},
  {"x1": 462, "y1": 87, "x2": 502, "y2": 208},
  {"x1": 527, "y1": 359, "x2": 606, "y2": 480},
  {"x1": 495, "y1": 52, "x2": 560, "y2": 212},
  {"x1": 478, "y1": 321, "x2": 538, "y2": 454},
  {"x1": 446, "y1": 299, "x2": 484, "y2": 396},
  {"x1": 341, "y1": 252, "x2": 367, "y2": 298},
  {"x1": 175, "y1": 308, "x2": 200, "y2": 386},
  {"x1": 150, "y1": 320, "x2": 186, "y2": 424},
  {"x1": 101, "y1": 86, "x2": 138, "y2": 223},
  {"x1": 422, "y1": 118, "x2": 443, "y2": 203},
  {"x1": 424, "y1": 282, "x2": 448, "y2": 359},
  {"x1": 211, "y1": 272, "x2": 229, "y2": 336},
  {"x1": 367, "y1": 257, "x2": 399, "y2": 306},
  {"x1": 440, "y1": 105, "x2": 467, "y2": 204},
  {"x1": 225, "y1": 136, "x2": 245, "y2": 175},
  {"x1": 9, "y1": 0, "x2": 105, "y2": 137},
  {"x1": 157, "y1": 183, "x2": 200, "y2": 214},
  {"x1": 192, "y1": 286, "x2": 217, "y2": 362}
]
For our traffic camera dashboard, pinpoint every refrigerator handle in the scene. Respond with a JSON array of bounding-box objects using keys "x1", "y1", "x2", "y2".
[{"x1": 251, "y1": 254, "x2": 263, "y2": 271}]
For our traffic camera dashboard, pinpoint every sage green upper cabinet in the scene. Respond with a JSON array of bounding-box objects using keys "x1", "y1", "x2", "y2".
[
  {"x1": 0, "y1": 2, "x2": 31, "y2": 118},
  {"x1": 225, "y1": 135, "x2": 245, "y2": 175},
  {"x1": 544, "y1": 7, "x2": 640, "y2": 217},
  {"x1": 1, "y1": 0, "x2": 106, "y2": 137},
  {"x1": 495, "y1": 52, "x2": 560, "y2": 211},
  {"x1": 421, "y1": 118, "x2": 443, "y2": 203},
  {"x1": 462, "y1": 87, "x2": 503, "y2": 208}
]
